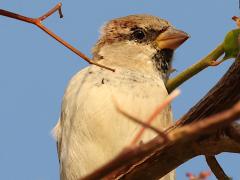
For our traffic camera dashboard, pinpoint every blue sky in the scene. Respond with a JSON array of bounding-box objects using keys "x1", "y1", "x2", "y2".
[{"x1": 0, "y1": 0, "x2": 239, "y2": 179}]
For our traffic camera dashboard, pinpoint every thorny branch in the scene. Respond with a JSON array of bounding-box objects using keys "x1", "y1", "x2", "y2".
[{"x1": 0, "y1": 3, "x2": 115, "y2": 72}]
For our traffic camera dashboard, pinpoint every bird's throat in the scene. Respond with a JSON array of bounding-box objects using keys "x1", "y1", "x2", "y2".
[
  {"x1": 95, "y1": 42, "x2": 173, "y2": 81},
  {"x1": 96, "y1": 42, "x2": 159, "y2": 73},
  {"x1": 152, "y1": 49, "x2": 173, "y2": 80}
]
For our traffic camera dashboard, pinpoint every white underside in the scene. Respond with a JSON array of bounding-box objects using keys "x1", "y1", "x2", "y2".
[{"x1": 53, "y1": 41, "x2": 175, "y2": 180}]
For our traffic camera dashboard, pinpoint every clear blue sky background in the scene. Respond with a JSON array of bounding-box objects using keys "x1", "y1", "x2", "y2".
[{"x1": 0, "y1": 0, "x2": 239, "y2": 179}]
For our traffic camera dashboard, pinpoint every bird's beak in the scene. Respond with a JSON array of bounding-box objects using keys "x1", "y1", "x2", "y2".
[{"x1": 155, "y1": 27, "x2": 189, "y2": 50}]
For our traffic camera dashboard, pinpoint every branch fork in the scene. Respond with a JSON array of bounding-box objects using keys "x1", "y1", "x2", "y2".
[{"x1": 0, "y1": 3, "x2": 115, "y2": 72}]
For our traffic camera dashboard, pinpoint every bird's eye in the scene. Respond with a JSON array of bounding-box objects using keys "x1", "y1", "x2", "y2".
[{"x1": 132, "y1": 29, "x2": 146, "y2": 40}]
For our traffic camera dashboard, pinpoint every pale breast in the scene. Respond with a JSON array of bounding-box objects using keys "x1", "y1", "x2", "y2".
[{"x1": 57, "y1": 65, "x2": 173, "y2": 178}]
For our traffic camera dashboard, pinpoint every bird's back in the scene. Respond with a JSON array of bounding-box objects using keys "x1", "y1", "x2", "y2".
[{"x1": 54, "y1": 65, "x2": 174, "y2": 180}]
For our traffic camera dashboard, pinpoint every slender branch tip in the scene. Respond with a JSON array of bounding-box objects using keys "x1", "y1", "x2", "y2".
[
  {"x1": 38, "y1": 3, "x2": 64, "y2": 21},
  {"x1": 0, "y1": 3, "x2": 116, "y2": 72},
  {"x1": 58, "y1": 3, "x2": 64, "y2": 18}
]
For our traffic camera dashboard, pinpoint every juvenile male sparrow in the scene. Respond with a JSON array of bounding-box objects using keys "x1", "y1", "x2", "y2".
[{"x1": 53, "y1": 14, "x2": 188, "y2": 180}]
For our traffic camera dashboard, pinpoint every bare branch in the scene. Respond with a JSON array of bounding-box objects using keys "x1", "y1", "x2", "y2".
[
  {"x1": 0, "y1": 4, "x2": 115, "y2": 72},
  {"x1": 205, "y1": 156, "x2": 231, "y2": 180},
  {"x1": 114, "y1": 89, "x2": 180, "y2": 146},
  {"x1": 147, "y1": 90, "x2": 180, "y2": 124},
  {"x1": 169, "y1": 102, "x2": 240, "y2": 141},
  {"x1": 115, "y1": 102, "x2": 166, "y2": 142},
  {"x1": 226, "y1": 123, "x2": 240, "y2": 144},
  {"x1": 82, "y1": 56, "x2": 240, "y2": 179},
  {"x1": 82, "y1": 101, "x2": 240, "y2": 180},
  {"x1": 132, "y1": 89, "x2": 180, "y2": 145},
  {"x1": 166, "y1": 43, "x2": 224, "y2": 92},
  {"x1": 0, "y1": 9, "x2": 36, "y2": 24},
  {"x1": 58, "y1": 5, "x2": 64, "y2": 18},
  {"x1": 38, "y1": 3, "x2": 63, "y2": 21},
  {"x1": 169, "y1": 58, "x2": 240, "y2": 131}
]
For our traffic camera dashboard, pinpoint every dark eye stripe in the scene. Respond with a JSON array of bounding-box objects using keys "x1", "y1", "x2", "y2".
[{"x1": 147, "y1": 26, "x2": 169, "y2": 40}]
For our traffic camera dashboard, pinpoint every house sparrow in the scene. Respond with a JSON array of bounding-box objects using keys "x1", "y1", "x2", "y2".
[{"x1": 53, "y1": 14, "x2": 188, "y2": 180}]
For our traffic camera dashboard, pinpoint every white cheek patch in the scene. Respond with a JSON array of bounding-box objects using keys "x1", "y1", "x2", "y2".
[
  {"x1": 99, "y1": 41, "x2": 157, "y2": 67},
  {"x1": 136, "y1": 53, "x2": 149, "y2": 62},
  {"x1": 147, "y1": 60, "x2": 152, "y2": 64},
  {"x1": 127, "y1": 42, "x2": 156, "y2": 59}
]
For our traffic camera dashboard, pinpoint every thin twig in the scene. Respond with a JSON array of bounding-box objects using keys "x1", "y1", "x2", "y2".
[
  {"x1": 39, "y1": 3, "x2": 63, "y2": 21},
  {"x1": 83, "y1": 101, "x2": 240, "y2": 180},
  {"x1": 35, "y1": 22, "x2": 115, "y2": 71},
  {"x1": 166, "y1": 43, "x2": 224, "y2": 92},
  {"x1": 205, "y1": 156, "x2": 231, "y2": 180},
  {"x1": 130, "y1": 89, "x2": 180, "y2": 145},
  {"x1": 167, "y1": 16, "x2": 240, "y2": 93},
  {"x1": 0, "y1": 3, "x2": 115, "y2": 72},
  {"x1": 114, "y1": 100, "x2": 165, "y2": 139},
  {"x1": 58, "y1": 5, "x2": 64, "y2": 18},
  {"x1": 114, "y1": 90, "x2": 180, "y2": 146},
  {"x1": 146, "y1": 90, "x2": 180, "y2": 126}
]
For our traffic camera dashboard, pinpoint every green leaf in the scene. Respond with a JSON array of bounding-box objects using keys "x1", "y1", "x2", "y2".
[{"x1": 223, "y1": 28, "x2": 240, "y2": 60}]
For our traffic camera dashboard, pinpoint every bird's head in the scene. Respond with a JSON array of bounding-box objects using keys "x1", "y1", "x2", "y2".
[{"x1": 92, "y1": 14, "x2": 189, "y2": 80}]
